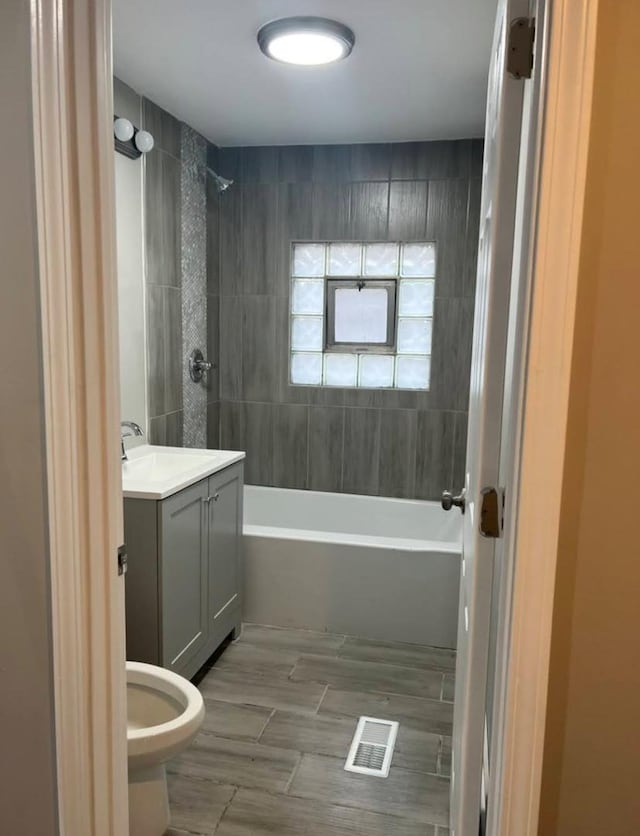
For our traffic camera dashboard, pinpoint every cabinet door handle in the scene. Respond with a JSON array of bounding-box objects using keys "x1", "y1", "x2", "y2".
[{"x1": 204, "y1": 493, "x2": 220, "y2": 504}]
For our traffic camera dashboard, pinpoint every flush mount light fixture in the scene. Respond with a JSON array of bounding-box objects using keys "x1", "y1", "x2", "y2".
[
  {"x1": 113, "y1": 116, "x2": 155, "y2": 160},
  {"x1": 257, "y1": 16, "x2": 355, "y2": 66}
]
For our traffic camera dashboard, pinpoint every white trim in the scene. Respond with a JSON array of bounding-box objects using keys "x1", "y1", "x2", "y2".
[
  {"x1": 490, "y1": 1, "x2": 600, "y2": 834},
  {"x1": 485, "y1": 0, "x2": 550, "y2": 828},
  {"x1": 32, "y1": 0, "x2": 128, "y2": 833}
]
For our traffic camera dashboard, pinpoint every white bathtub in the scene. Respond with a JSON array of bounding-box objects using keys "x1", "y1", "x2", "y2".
[{"x1": 243, "y1": 486, "x2": 462, "y2": 649}]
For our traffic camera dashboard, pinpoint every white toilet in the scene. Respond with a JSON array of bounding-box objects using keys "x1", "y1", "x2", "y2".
[{"x1": 126, "y1": 661, "x2": 205, "y2": 836}]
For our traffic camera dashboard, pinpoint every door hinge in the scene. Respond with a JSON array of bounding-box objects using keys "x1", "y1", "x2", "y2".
[
  {"x1": 479, "y1": 488, "x2": 501, "y2": 539},
  {"x1": 118, "y1": 543, "x2": 128, "y2": 576},
  {"x1": 507, "y1": 17, "x2": 535, "y2": 79}
]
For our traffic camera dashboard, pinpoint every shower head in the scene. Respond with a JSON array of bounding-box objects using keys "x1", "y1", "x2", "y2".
[{"x1": 207, "y1": 167, "x2": 234, "y2": 193}]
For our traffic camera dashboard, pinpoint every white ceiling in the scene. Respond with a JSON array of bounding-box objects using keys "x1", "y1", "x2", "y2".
[{"x1": 113, "y1": 0, "x2": 497, "y2": 148}]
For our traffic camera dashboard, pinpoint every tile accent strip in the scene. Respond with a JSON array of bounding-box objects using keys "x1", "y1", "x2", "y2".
[{"x1": 181, "y1": 124, "x2": 208, "y2": 448}]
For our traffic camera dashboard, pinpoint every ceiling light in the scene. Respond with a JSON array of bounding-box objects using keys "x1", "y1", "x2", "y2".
[{"x1": 258, "y1": 17, "x2": 355, "y2": 66}]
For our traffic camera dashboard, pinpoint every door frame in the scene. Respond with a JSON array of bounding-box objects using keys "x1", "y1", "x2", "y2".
[
  {"x1": 487, "y1": 1, "x2": 600, "y2": 834},
  {"x1": 32, "y1": 0, "x2": 599, "y2": 833},
  {"x1": 32, "y1": 0, "x2": 129, "y2": 833}
]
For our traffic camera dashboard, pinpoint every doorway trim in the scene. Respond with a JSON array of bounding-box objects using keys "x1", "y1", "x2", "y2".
[
  {"x1": 32, "y1": 0, "x2": 601, "y2": 833},
  {"x1": 32, "y1": 0, "x2": 129, "y2": 833},
  {"x1": 488, "y1": 1, "x2": 600, "y2": 834}
]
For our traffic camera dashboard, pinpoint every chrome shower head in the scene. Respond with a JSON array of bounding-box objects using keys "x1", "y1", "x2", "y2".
[{"x1": 207, "y1": 167, "x2": 234, "y2": 193}]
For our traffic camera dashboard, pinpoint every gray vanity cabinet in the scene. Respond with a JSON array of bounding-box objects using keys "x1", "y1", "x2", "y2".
[
  {"x1": 159, "y1": 479, "x2": 209, "y2": 673},
  {"x1": 124, "y1": 461, "x2": 243, "y2": 680},
  {"x1": 206, "y1": 466, "x2": 243, "y2": 636}
]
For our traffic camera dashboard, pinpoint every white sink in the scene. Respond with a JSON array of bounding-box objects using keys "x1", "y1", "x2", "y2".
[{"x1": 122, "y1": 445, "x2": 245, "y2": 500}]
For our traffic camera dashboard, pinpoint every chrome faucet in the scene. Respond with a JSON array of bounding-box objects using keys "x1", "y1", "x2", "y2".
[{"x1": 121, "y1": 420, "x2": 144, "y2": 461}]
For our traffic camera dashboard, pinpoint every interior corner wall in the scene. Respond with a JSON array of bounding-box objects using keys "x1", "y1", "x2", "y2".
[
  {"x1": 539, "y1": 3, "x2": 640, "y2": 833},
  {"x1": 0, "y1": 1, "x2": 59, "y2": 832},
  {"x1": 114, "y1": 78, "x2": 147, "y2": 438},
  {"x1": 215, "y1": 140, "x2": 482, "y2": 499},
  {"x1": 120, "y1": 91, "x2": 219, "y2": 448}
]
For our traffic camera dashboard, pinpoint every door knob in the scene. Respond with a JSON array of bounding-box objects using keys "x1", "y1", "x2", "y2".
[{"x1": 442, "y1": 489, "x2": 466, "y2": 514}]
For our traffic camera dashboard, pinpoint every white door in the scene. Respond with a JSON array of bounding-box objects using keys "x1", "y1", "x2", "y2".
[{"x1": 447, "y1": 2, "x2": 530, "y2": 834}]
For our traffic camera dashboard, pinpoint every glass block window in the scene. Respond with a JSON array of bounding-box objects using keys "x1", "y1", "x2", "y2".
[{"x1": 290, "y1": 241, "x2": 436, "y2": 390}]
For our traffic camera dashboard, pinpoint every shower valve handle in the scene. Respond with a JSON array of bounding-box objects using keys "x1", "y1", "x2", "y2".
[{"x1": 189, "y1": 348, "x2": 215, "y2": 382}]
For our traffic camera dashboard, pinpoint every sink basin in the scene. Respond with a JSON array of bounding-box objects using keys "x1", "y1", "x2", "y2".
[
  {"x1": 124, "y1": 450, "x2": 218, "y2": 480},
  {"x1": 122, "y1": 445, "x2": 245, "y2": 500}
]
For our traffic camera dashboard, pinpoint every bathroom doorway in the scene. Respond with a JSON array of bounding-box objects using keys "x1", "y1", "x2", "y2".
[
  {"x1": 111, "y1": 1, "x2": 544, "y2": 834},
  {"x1": 20, "y1": 0, "x2": 600, "y2": 827}
]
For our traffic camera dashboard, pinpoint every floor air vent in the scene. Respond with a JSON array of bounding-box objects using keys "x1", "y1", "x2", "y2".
[{"x1": 344, "y1": 716, "x2": 399, "y2": 778}]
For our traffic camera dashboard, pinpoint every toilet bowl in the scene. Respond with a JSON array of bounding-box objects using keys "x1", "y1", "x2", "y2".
[{"x1": 126, "y1": 661, "x2": 205, "y2": 836}]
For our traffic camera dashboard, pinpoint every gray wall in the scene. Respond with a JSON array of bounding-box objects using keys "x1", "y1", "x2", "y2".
[
  {"x1": 114, "y1": 79, "x2": 147, "y2": 439},
  {"x1": 142, "y1": 97, "x2": 183, "y2": 442},
  {"x1": 206, "y1": 144, "x2": 221, "y2": 447},
  {"x1": 0, "y1": 1, "x2": 59, "y2": 832},
  {"x1": 137, "y1": 97, "x2": 481, "y2": 500},
  {"x1": 141, "y1": 96, "x2": 219, "y2": 447},
  {"x1": 214, "y1": 141, "x2": 482, "y2": 499}
]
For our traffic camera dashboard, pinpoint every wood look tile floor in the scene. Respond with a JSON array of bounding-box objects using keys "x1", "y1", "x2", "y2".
[{"x1": 167, "y1": 624, "x2": 455, "y2": 836}]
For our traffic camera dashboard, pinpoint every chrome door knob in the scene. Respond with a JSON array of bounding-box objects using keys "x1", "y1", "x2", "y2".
[{"x1": 442, "y1": 489, "x2": 466, "y2": 514}]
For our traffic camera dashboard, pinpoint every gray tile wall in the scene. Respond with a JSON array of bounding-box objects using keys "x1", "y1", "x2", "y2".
[
  {"x1": 118, "y1": 83, "x2": 478, "y2": 497},
  {"x1": 206, "y1": 142, "x2": 221, "y2": 446},
  {"x1": 143, "y1": 98, "x2": 183, "y2": 444},
  {"x1": 142, "y1": 96, "x2": 219, "y2": 446},
  {"x1": 214, "y1": 140, "x2": 482, "y2": 499}
]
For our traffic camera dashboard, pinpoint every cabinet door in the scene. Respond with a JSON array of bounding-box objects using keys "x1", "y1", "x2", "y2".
[
  {"x1": 159, "y1": 479, "x2": 208, "y2": 672},
  {"x1": 207, "y1": 465, "x2": 242, "y2": 633}
]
